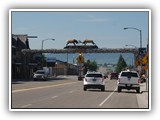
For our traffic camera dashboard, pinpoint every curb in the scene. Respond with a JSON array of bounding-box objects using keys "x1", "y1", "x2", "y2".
[{"x1": 137, "y1": 82, "x2": 149, "y2": 108}]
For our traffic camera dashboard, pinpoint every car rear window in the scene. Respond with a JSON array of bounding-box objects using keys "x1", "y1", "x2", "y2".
[
  {"x1": 121, "y1": 72, "x2": 138, "y2": 77},
  {"x1": 86, "y1": 74, "x2": 102, "y2": 77},
  {"x1": 111, "y1": 73, "x2": 118, "y2": 76},
  {"x1": 36, "y1": 71, "x2": 45, "y2": 74}
]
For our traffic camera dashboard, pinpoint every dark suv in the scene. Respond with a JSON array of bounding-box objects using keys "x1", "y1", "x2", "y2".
[{"x1": 110, "y1": 72, "x2": 118, "y2": 80}]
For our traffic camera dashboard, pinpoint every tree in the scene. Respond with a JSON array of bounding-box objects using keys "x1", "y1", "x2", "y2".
[
  {"x1": 115, "y1": 55, "x2": 127, "y2": 73},
  {"x1": 84, "y1": 60, "x2": 98, "y2": 74}
]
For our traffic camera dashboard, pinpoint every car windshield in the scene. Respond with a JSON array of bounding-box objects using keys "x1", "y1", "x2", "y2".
[
  {"x1": 86, "y1": 74, "x2": 102, "y2": 77},
  {"x1": 36, "y1": 71, "x2": 45, "y2": 74},
  {"x1": 121, "y1": 72, "x2": 138, "y2": 77}
]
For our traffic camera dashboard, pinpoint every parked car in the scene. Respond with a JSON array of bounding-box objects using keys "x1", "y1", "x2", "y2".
[
  {"x1": 117, "y1": 71, "x2": 141, "y2": 93},
  {"x1": 83, "y1": 71, "x2": 105, "y2": 91},
  {"x1": 110, "y1": 72, "x2": 118, "y2": 80},
  {"x1": 33, "y1": 70, "x2": 48, "y2": 81}
]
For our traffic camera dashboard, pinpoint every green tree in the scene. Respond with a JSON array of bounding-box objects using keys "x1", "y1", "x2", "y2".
[
  {"x1": 84, "y1": 60, "x2": 98, "y2": 74},
  {"x1": 115, "y1": 55, "x2": 127, "y2": 73}
]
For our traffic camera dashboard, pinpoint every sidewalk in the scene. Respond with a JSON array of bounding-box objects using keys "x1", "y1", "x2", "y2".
[{"x1": 137, "y1": 82, "x2": 149, "y2": 109}]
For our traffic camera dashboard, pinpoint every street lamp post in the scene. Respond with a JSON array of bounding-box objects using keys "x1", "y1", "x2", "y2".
[
  {"x1": 124, "y1": 27, "x2": 142, "y2": 48},
  {"x1": 41, "y1": 38, "x2": 55, "y2": 73},
  {"x1": 41, "y1": 38, "x2": 55, "y2": 49},
  {"x1": 124, "y1": 27, "x2": 147, "y2": 90}
]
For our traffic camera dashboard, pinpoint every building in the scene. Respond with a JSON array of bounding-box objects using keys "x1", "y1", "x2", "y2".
[
  {"x1": 12, "y1": 34, "x2": 38, "y2": 80},
  {"x1": 12, "y1": 34, "x2": 78, "y2": 80}
]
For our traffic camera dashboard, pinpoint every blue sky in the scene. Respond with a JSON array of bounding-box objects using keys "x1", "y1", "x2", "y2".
[{"x1": 12, "y1": 10, "x2": 149, "y2": 49}]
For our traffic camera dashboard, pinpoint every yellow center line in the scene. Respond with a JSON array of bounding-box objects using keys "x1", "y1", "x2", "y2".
[{"x1": 12, "y1": 81, "x2": 79, "y2": 93}]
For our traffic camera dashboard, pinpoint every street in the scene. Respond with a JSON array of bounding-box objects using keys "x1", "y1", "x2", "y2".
[{"x1": 11, "y1": 76, "x2": 148, "y2": 109}]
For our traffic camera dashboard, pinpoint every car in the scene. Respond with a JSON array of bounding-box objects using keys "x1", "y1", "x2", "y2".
[
  {"x1": 83, "y1": 71, "x2": 105, "y2": 91},
  {"x1": 117, "y1": 71, "x2": 141, "y2": 93},
  {"x1": 33, "y1": 70, "x2": 48, "y2": 81},
  {"x1": 110, "y1": 72, "x2": 118, "y2": 80}
]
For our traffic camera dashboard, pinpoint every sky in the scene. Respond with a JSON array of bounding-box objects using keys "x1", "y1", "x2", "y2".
[
  {"x1": 1, "y1": 0, "x2": 158, "y2": 118},
  {"x1": 11, "y1": 9, "x2": 149, "y2": 49}
]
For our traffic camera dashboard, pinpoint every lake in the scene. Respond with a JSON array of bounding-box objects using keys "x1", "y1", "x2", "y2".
[{"x1": 46, "y1": 53, "x2": 135, "y2": 66}]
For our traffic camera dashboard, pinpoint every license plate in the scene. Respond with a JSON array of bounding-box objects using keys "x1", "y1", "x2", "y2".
[{"x1": 93, "y1": 79, "x2": 96, "y2": 81}]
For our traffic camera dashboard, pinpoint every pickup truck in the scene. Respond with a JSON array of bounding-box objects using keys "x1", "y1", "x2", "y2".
[
  {"x1": 117, "y1": 71, "x2": 141, "y2": 93},
  {"x1": 33, "y1": 70, "x2": 48, "y2": 81}
]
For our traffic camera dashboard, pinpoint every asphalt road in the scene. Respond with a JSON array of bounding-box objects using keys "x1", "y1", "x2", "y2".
[{"x1": 11, "y1": 76, "x2": 148, "y2": 109}]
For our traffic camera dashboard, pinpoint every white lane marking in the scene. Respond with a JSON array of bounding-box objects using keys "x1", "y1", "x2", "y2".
[
  {"x1": 20, "y1": 96, "x2": 58, "y2": 108},
  {"x1": 20, "y1": 104, "x2": 32, "y2": 108},
  {"x1": 52, "y1": 96, "x2": 58, "y2": 99},
  {"x1": 99, "y1": 87, "x2": 117, "y2": 106},
  {"x1": 12, "y1": 81, "x2": 79, "y2": 93}
]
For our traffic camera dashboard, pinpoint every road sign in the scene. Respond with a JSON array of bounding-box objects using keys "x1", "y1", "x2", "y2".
[
  {"x1": 135, "y1": 59, "x2": 141, "y2": 66},
  {"x1": 143, "y1": 65, "x2": 148, "y2": 70},
  {"x1": 142, "y1": 52, "x2": 148, "y2": 65},
  {"x1": 77, "y1": 54, "x2": 84, "y2": 64}
]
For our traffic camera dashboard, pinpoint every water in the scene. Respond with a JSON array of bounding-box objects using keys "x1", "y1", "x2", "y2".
[{"x1": 46, "y1": 53, "x2": 134, "y2": 66}]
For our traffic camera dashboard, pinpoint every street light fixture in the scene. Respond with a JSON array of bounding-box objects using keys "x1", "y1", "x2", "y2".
[
  {"x1": 125, "y1": 44, "x2": 138, "y2": 53},
  {"x1": 124, "y1": 27, "x2": 142, "y2": 48},
  {"x1": 41, "y1": 38, "x2": 55, "y2": 49}
]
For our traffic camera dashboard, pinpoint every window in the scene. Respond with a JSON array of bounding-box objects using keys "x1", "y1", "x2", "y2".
[
  {"x1": 121, "y1": 72, "x2": 138, "y2": 77},
  {"x1": 36, "y1": 71, "x2": 45, "y2": 74},
  {"x1": 86, "y1": 74, "x2": 102, "y2": 77}
]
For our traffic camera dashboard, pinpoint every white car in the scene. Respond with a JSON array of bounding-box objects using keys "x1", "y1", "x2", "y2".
[
  {"x1": 117, "y1": 71, "x2": 141, "y2": 93},
  {"x1": 83, "y1": 71, "x2": 105, "y2": 91},
  {"x1": 33, "y1": 70, "x2": 48, "y2": 81}
]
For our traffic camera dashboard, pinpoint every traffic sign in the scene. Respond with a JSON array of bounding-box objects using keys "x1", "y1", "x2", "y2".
[
  {"x1": 77, "y1": 54, "x2": 84, "y2": 64},
  {"x1": 142, "y1": 52, "x2": 149, "y2": 65},
  {"x1": 143, "y1": 65, "x2": 148, "y2": 70},
  {"x1": 135, "y1": 59, "x2": 141, "y2": 66}
]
